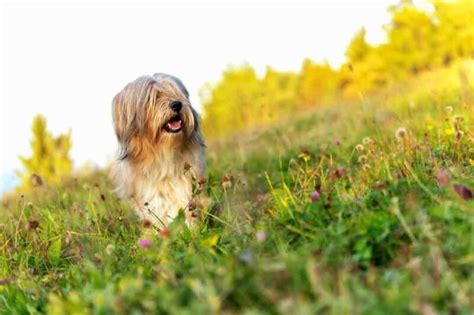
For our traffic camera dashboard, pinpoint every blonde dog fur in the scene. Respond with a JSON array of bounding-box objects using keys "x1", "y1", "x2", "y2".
[{"x1": 111, "y1": 73, "x2": 205, "y2": 227}]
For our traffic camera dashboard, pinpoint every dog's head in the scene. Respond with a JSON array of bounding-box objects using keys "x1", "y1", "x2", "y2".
[{"x1": 112, "y1": 73, "x2": 203, "y2": 161}]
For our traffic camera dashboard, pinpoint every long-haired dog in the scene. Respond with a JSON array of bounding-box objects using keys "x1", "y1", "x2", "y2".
[{"x1": 111, "y1": 73, "x2": 205, "y2": 227}]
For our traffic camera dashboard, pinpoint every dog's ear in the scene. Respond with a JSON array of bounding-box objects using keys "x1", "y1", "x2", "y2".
[
  {"x1": 112, "y1": 77, "x2": 161, "y2": 160},
  {"x1": 112, "y1": 90, "x2": 134, "y2": 160}
]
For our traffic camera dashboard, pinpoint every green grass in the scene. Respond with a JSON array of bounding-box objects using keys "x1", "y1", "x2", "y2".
[{"x1": 1, "y1": 67, "x2": 473, "y2": 314}]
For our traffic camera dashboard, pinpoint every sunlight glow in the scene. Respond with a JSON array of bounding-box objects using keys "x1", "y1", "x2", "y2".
[{"x1": 1, "y1": 1, "x2": 396, "y2": 181}]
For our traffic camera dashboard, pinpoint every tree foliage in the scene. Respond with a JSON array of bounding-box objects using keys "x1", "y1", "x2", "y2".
[
  {"x1": 202, "y1": 0, "x2": 474, "y2": 138},
  {"x1": 201, "y1": 65, "x2": 298, "y2": 136},
  {"x1": 18, "y1": 115, "x2": 73, "y2": 189},
  {"x1": 345, "y1": 28, "x2": 371, "y2": 64}
]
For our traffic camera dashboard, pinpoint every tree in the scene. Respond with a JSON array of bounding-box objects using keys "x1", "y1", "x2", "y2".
[
  {"x1": 345, "y1": 28, "x2": 371, "y2": 64},
  {"x1": 384, "y1": 3, "x2": 437, "y2": 76},
  {"x1": 201, "y1": 65, "x2": 299, "y2": 137},
  {"x1": 18, "y1": 115, "x2": 73, "y2": 189},
  {"x1": 431, "y1": 0, "x2": 474, "y2": 65},
  {"x1": 297, "y1": 59, "x2": 339, "y2": 107}
]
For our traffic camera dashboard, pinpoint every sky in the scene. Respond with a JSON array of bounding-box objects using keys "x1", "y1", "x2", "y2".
[{"x1": 1, "y1": 0, "x2": 403, "y2": 192}]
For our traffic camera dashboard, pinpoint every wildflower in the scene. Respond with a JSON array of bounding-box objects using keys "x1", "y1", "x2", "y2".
[
  {"x1": 445, "y1": 128, "x2": 455, "y2": 136},
  {"x1": 187, "y1": 200, "x2": 198, "y2": 211},
  {"x1": 362, "y1": 137, "x2": 373, "y2": 145},
  {"x1": 395, "y1": 127, "x2": 407, "y2": 141},
  {"x1": 138, "y1": 239, "x2": 151, "y2": 248},
  {"x1": 105, "y1": 244, "x2": 115, "y2": 255},
  {"x1": 256, "y1": 230, "x2": 266, "y2": 242},
  {"x1": 159, "y1": 229, "x2": 171, "y2": 238},
  {"x1": 426, "y1": 124, "x2": 434, "y2": 131},
  {"x1": 198, "y1": 177, "x2": 207, "y2": 191},
  {"x1": 445, "y1": 106, "x2": 453, "y2": 114},
  {"x1": 357, "y1": 155, "x2": 368, "y2": 164},
  {"x1": 332, "y1": 167, "x2": 345, "y2": 179},
  {"x1": 26, "y1": 220, "x2": 39, "y2": 231},
  {"x1": 201, "y1": 235, "x2": 219, "y2": 250},
  {"x1": 311, "y1": 191, "x2": 321, "y2": 202},
  {"x1": 452, "y1": 115, "x2": 464, "y2": 123},
  {"x1": 298, "y1": 150, "x2": 311, "y2": 161},
  {"x1": 355, "y1": 144, "x2": 364, "y2": 152},
  {"x1": 141, "y1": 219, "x2": 152, "y2": 228},
  {"x1": 222, "y1": 175, "x2": 232, "y2": 189},
  {"x1": 335, "y1": 139, "x2": 341, "y2": 146},
  {"x1": 436, "y1": 170, "x2": 450, "y2": 187},
  {"x1": 453, "y1": 184, "x2": 473, "y2": 201}
]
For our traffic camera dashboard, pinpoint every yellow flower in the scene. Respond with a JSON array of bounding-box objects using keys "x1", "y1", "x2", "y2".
[
  {"x1": 445, "y1": 128, "x2": 455, "y2": 136},
  {"x1": 298, "y1": 150, "x2": 311, "y2": 161},
  {"x1": 426, "y1": 124, "x2": 434, "y2": 131}
]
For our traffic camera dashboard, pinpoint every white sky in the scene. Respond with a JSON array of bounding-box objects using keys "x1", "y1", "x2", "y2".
[{"x1": 1, "y1": 0, "x2": 400, "y2": 178}]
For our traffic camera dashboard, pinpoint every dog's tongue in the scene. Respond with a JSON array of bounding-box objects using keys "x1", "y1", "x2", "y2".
[{"x1": 167, "y1": 119, "x2": 182, "y2": 130}]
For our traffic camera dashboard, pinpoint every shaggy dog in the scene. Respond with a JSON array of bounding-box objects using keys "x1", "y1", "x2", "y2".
[{"x1": 111, "y1": 73, "x2": 205, "y2": 227}]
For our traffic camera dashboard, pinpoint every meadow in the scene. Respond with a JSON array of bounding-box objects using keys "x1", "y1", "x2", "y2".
[{"x1": 0, "y1": 59, "x2": 473, "y2": 314}]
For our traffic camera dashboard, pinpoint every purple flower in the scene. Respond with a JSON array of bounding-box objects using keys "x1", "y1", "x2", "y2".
[
  {"x1": 311, "y1": 191, "x2": 321, "y2": 202},
  {"x1": 187, "y1": 200, "x2": 198, "y2": 211},
  {"x1": 453, "y1": 184, "x2": 473, "y2": 200},
  {"x1": 256, "y1": 230, "x2": 266, "y2": 242},
  {"x1": 138, "y1": 239, "x2": 151, "y2": 248},
  {"x1": 335, "y1": 140, "x2": 341, "y2": 146},
  {"x1": 436, "y1": 170, "x2": 450, "y2": 187}
]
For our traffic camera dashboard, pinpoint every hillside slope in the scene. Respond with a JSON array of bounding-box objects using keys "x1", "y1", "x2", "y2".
[{"x1": 1, "y1": 62, "x2": 473, "y2": 314}]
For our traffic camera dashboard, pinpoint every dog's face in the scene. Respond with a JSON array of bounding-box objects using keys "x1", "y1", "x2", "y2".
[{"x1": 112, "y1": 74, "x2": 202, "y2": 161}]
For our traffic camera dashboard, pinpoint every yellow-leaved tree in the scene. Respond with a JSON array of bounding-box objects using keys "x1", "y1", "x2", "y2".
[
  {"x1": 17, "y1": 115, "x2": 73, "y2": 190},
  {"x1": 297, "y1": 59, "x2": 339, "y2": 107}
]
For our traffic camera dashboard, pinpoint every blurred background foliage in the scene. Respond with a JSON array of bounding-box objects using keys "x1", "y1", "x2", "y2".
[
  {"x1": 17, "y1": 115, "x2": 72, "y2": 190},
  {"x1": 201, "y1": 0, "x2": 474, "y2": 137}
]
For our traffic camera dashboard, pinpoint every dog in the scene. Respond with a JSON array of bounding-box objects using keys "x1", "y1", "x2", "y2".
[{"x1": 111, "y1": 73, "x2": 205, "y2": 227}]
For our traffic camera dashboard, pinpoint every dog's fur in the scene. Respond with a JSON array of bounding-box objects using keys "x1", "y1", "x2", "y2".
[{"x1": 111, "y1": 73, "x2": 205, "y2": 227}]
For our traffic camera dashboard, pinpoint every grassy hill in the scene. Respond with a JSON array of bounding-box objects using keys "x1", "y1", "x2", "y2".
[{"x1": 1, "y1": 61, "x2": 473, "y2": 314}]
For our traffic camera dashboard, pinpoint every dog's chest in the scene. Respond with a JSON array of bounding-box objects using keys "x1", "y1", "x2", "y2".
[{"x1": 136, "y1": 171, "x2": 193, "y2": 225}]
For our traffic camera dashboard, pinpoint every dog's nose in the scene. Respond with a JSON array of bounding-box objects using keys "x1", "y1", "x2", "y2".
[{"x1": 170, "y1": 100, "x2": 182, "y2": 112}]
